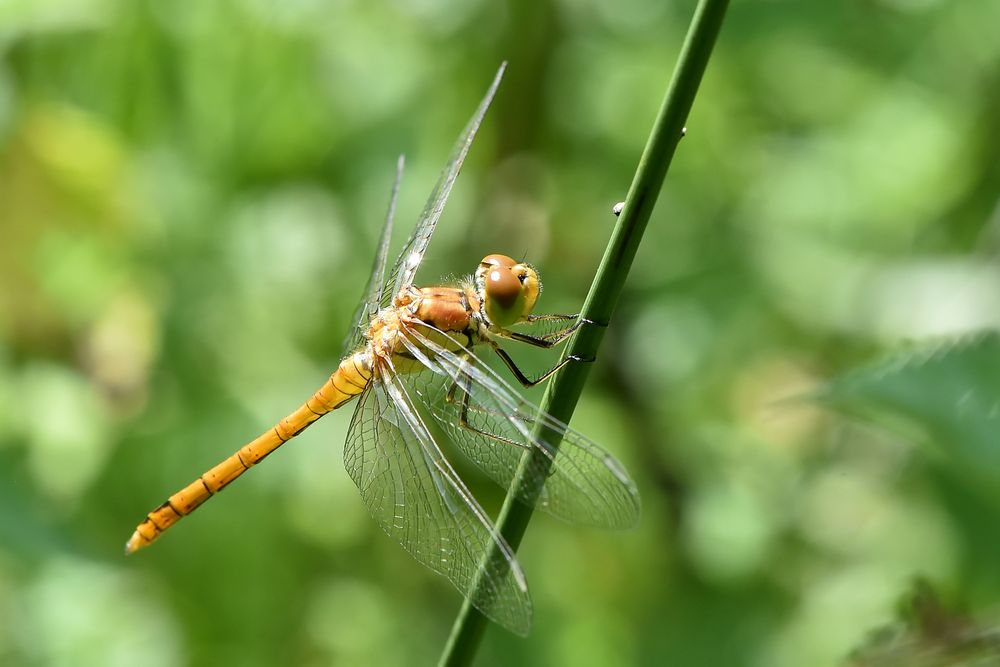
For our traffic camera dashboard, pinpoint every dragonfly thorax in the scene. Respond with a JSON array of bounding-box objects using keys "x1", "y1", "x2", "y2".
[
  {"x1": 369, "y1": 287, "x2": 478, "y2": 365},
  {"x1": 366, "y1": 307, "x2": 408, "y2": 361},
  {"x1": 474, "y1": 254, "x2": 541, "y2": 328}
]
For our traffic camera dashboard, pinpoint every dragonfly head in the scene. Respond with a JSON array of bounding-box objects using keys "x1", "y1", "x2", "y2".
[{"x1": 475, "y1": 254, "x2": 541, "y2": 328}]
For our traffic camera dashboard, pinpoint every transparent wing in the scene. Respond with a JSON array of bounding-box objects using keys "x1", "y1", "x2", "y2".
[
  {"x1": 398, "y1": 325, "x2": 641, "y2": 530},
  {"x1": 379, "y1": 63, "x2": 506, "y2": 311},
  {"x1": 341, "y1": 155, "x2": 405, "y2": 358},
  {"x1": 343, "y1": 361, "x2": 532, "y2": 636}
]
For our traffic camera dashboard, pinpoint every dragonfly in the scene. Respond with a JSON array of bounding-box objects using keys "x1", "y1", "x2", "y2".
[{"x1": 125, "y1": 63, "x2": 640, "y2": 636}]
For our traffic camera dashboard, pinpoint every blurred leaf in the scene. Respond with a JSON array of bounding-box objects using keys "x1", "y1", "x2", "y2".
[
  {"x1": 847, "y1": 578, "x2": 1000, "y2": 667},
  {"x1": 816, "y1": 332, "x2": 1000, "y2": 498},
  {"x1": 0, "y1": 451, "x2": 63, "y2": 558}
]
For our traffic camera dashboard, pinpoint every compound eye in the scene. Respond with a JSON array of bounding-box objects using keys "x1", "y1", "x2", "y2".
[
  {"x1": 480, "y1": 254, "x2": 517, "y2": 269},
  {"x1": 486, "y1": 268, "x2": 520, "y2": 311},
  {"x1": 484, "y1": 266, "x2": 526, "y2": 327}
]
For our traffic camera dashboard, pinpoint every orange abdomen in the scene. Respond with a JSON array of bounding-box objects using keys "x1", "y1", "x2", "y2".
[{"x1": 125, "y1": 352, "x2": 371, "y2": 554}]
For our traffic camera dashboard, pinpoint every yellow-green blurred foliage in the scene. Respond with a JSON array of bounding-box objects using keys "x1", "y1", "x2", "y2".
[{"x1": 1, "y1": 0, "x2": 999, "y2": 665}]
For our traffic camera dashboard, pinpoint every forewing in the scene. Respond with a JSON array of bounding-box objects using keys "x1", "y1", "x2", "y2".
[
  {"x1": 399, "y1": 325, "x2": 641, "y2": 530},
  {"x1": 341, "y1": 155, "x2": 405, "y2": 358},
  {"x1": 380, "y1": 63, "x2": 506, "y2": 310},
  {"x1": 343, "y1": 364, "x2": 532, "y2": 636}
]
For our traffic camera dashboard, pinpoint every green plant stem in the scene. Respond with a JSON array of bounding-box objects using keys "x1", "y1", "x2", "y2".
[{"x1": 438, "y1": 1, "x2": 730, "y2": 663}]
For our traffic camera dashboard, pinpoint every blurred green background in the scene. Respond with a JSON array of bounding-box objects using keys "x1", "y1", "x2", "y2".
[{"x1": 2, "y1": 0, "x2": 1000, "y2": 665}]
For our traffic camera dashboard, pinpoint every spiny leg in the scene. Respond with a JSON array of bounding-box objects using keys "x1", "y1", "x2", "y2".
[
  {"x1": 524, "y1": 313, "x2": 578, "y2": 322},
  {"x1": 499, "y1": 315, "x2": 607, "y2": 348},
  {"x1": 491, "y1": 344, "x2": 593, "y2": 388},
  {"x1": 443, "y1": 374, "x2": 537, "y2": 432},
  {"x1": 444, "y1": 357, "x2": 535, "y2": 451},
  {"x1": 526, "y1": 314, "x2": 608, "y2": 329},
  {"x1": 520, "y1": 313, "x2": 579, "y2": 343},
  {"x1": 490, "y1": 316, "x2": 606, "y2": 387},
  {"x1": 443, "y1": 357, "x2": 564, "y2": 482}
]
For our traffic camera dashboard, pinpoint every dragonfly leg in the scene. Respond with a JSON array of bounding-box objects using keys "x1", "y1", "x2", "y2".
[
  {"x1": 499, "y1": 314, "x2": 608, "y2": 348},
  {"x1": 452, "y1": 371, "x2": 561, "y2": 474},
  {"x1": 459, "y1": 383, "x2": 524, "y2": 449},
  {"x1": 444, "y1": 357, "x2": 532, "y2": 450},
  {"x1": 499, "y1": 328, "x2": 571, "y2": 349},
  {"x1": 579, "y1": 316, "x2": 609, "y2": 328},
  {"x1": 491, "y1": 343, "x2": 593, "y2": 388},
  {"x1": 523, "y1": 313, "x2": 578, "y2": 328},
  {"x1": 529, "y1": 314, "x2": 608, "y2": 328}
]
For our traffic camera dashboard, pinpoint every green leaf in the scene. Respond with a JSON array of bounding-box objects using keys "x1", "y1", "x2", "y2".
[{"x1": 817, "y1": 331, "x2": 1000, "y2": 491}]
